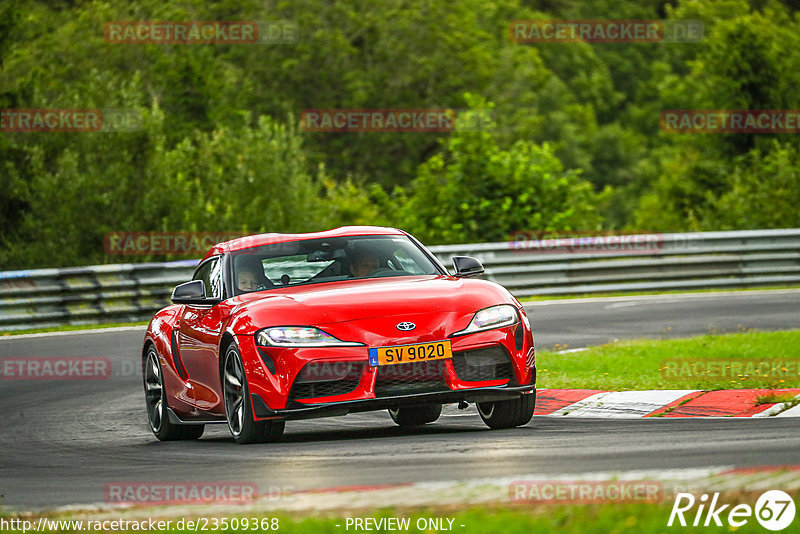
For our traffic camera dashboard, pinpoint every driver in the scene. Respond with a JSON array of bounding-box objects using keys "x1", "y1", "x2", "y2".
[{"x1": 349, "y1": 250, "x2": 380, "y2": 278}]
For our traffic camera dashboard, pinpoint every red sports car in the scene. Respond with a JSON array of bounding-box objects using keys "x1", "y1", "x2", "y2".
[{"x1": 142, "y1": 226, "x2": 536, "y2": 444}]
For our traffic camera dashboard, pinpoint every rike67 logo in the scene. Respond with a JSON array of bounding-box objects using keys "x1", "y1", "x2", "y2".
[{"x1": 668, "y1": 491, "x2": 796, "y2": 531}]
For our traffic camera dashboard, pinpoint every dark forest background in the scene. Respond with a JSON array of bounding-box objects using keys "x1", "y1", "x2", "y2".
[{"x1": 2, "y1": 0, "x2": 799, "y2": 268}]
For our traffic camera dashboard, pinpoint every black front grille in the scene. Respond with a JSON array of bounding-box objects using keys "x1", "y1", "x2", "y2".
[
  {"x1": 452, "y1": 346, "x2": 513, "y2": 382},
  {"x1": 374, "y1": 360, "x2": 448, "y2": 397},
  {"x1": 288, "y1": 361, "x2": 364, "y2": 400}
]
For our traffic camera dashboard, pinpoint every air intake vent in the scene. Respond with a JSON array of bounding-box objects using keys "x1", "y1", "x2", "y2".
[
  {"x1": 374, "y1": 360, "x2": 448, "y2": 397},
  {"x1": 288, "y1": 361, "x2": 364, "y2": 400},
  {"x1": 452, "y1": 346, "x2": 513, "y2": 382}
]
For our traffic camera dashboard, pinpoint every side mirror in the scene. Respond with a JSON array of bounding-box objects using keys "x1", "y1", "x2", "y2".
[
  {"x1": 452, "y1": 256, "x2": 485, "y2": 278},
  {"x1": 171, "y1": 280, "x2": 218, "y2": 305}
]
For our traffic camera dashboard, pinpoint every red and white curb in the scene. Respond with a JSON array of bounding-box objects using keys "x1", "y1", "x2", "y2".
[{"x1": 532, "y1": 388, "x2": 800, "y2": 418}]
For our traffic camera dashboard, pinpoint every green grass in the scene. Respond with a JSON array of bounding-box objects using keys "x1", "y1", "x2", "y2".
[
  {"x1": 0, "y1": 320, "x2": 148, "y2": 336},
  {"x1": 753, "y1": 391, "x2": 799, "y2": 405},
  {"x1": 4, "y1": 499, "x2": 787, "y2": 533},
  {"x1": 537, "y1": 329, "x2": 800, "y2": 390},
  {"x1": 520, "y1": 284, "x2": 800, "y2": 302}
]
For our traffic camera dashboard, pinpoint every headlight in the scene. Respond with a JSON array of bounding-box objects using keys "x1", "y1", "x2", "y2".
[
  {"x1": 255, "y1": 327, "x2": 364, "y2": 347},
  {"x1": 452, "y1": 304, "x2": 519, "y2": 336}
]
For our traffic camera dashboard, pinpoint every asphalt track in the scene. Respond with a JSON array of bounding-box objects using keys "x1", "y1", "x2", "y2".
[{"x1": 0, "y1": 290, "x2": 798, "y2": 510}]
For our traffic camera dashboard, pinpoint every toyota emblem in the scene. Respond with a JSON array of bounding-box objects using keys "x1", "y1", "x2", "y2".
[{"x1": 396, "y1": 322, "x2": 416, "y2": 331}]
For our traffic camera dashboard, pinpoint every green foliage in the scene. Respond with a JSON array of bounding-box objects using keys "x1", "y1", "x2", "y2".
[
  {"x1": 3, "y1": 107, "x2": 352, "y2": 267},
  {"x1": 399, "y1": 113, "x2": 605, "y2": 244},
  {"x1": 633, "y1": 0, "x2": 800, "y2": 231},
  {"x1": 143, "y1": 111, "x2": 323, "y2": 234},
  {"x1": 702, "y1": 142, "x2": 800, "y2": 230}
]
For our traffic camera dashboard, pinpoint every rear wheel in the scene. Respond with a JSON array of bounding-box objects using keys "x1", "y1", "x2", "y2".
[
  {"x1": 223, "y1": 344, "x2": 285, "y2": 444},
  {"x1": 477, "y1": 391, "x2": 536, "y2": 429},
  {"x1": 388, "y1": 404, "x2": 442, "y2": 426},
  {"x1": 143, "y1": 345, "x2": 204, "y2": 441}
]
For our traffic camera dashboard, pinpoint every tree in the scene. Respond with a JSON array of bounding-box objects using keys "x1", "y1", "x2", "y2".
[
  {"x1": 633, "y1": 0, "x2": 800, "y2": 230},
  {"x1": 701, "y1": 142, "x2": 800, "y2": 230},
  {"x1": 398, "y1": 114, "x2": 605, "y2": 244}
]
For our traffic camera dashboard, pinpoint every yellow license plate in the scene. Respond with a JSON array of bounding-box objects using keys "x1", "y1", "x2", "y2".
[{"x1": 369, "y1": 340, "x2": 453, "y2": 367}]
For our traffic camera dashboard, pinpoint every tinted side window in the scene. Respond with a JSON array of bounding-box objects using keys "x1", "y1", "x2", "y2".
[{"x1": 193, "y1": 258, "x2": 222, "y2": 299}]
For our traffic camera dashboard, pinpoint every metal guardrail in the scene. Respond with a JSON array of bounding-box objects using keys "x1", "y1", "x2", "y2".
[
  {"x1": 0, "y1": 261, "x2": 199, "y2": 331},
  {"x1": 1, "y1": 229, "x2": 799, "y2": 331},
  {"x1": 437, "y1": 228, "x2": 800, "y2": 297}
]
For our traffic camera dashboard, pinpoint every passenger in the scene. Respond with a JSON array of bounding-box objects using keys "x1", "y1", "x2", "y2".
[
  {"x1": 235, "y1": 257, "x2": 273, "y2": 293},
  {"x1": 237, "y1": 267, "x2": 262, "y2": 292}
]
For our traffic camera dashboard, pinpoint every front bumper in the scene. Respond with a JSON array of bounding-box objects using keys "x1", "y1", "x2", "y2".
[
  {"x1": 251, "y1": 381, "x2": 536, "y2": 421},
  {"x1": 238, "y1": 310, "x2": 536, "y2": 420}
]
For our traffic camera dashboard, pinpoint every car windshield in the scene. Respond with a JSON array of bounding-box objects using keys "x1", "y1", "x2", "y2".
[{"x1": 231, "y1": 235, "x2": 441, "y2": 295}]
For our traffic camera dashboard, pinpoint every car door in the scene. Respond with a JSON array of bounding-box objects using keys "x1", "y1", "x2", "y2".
[{"x1": 177, "y1": 257, "x2": 227, "y2": 412}]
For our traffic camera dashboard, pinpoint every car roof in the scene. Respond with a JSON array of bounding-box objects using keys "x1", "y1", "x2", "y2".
[{"x1": 201, "y1": 226, "x2": 408, "y2": 260}]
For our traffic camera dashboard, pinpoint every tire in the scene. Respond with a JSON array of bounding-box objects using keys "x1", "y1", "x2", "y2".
[
  {"x1": 143, "y1": 345, "x2": 204, "y2": 441},
  {"x1": 223, "y1": 344, "x2": 285, "y2": 444},
  {"x1": 477, "y1": 391, "x2": 536, "y2": 429},
  {"x1": 388, "y1": 404, "x2": 442, "y2": 426}
]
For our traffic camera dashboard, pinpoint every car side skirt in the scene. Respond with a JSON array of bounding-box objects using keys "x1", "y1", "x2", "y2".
[{"x1": 166, "y1": 407, "x2": 227, "y2": 425}]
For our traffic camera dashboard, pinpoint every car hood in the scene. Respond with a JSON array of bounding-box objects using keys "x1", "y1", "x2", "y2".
[{"x1": 228, "y1": 275, "x2": 515, "y2": 334}]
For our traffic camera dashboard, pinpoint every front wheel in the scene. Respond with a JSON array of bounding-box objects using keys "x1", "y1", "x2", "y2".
[
  {"x1": 223, "y1": 344, "x2": 285, "y2": 444},
  {"x1": 143, "y1": 345, "x2": 204, "y2": 441},
  {"x1": 388, "y1": 404, "x2": 442, "y2": 426},
  {"x1": 477, "y1": 391, "x2": 536, "y2": 429}
]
